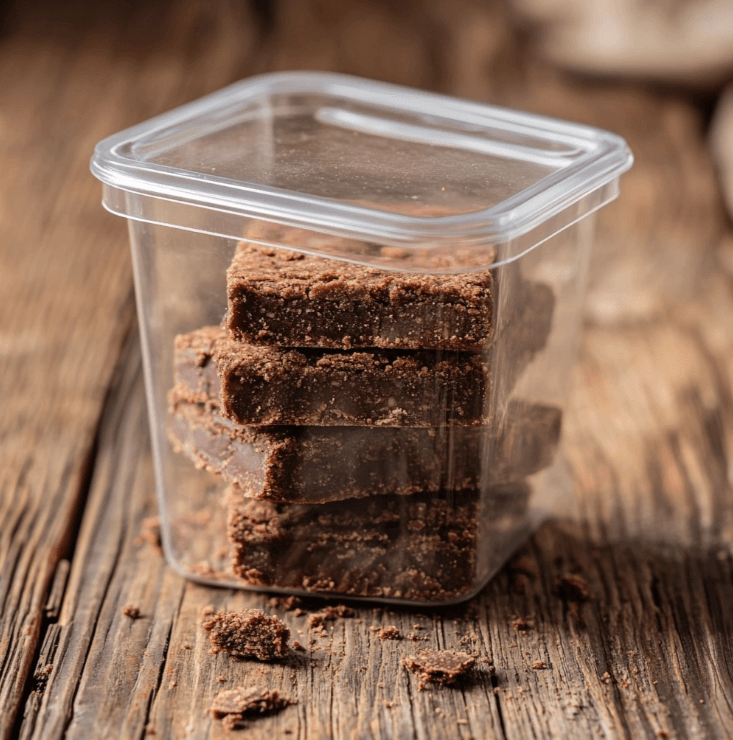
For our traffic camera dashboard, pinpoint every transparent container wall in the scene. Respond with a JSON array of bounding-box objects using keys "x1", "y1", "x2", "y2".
[{"x1": 129, "y1": 201, "x2": 595, "y2": 606}]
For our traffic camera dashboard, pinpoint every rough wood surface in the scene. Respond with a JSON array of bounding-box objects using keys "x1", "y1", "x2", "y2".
[
  {"x1": 0, "y1": 1, "x2": 261, "y2": 737},
  {"x1": 2, "y1": 0, "x2": 733, "y2": 738}
]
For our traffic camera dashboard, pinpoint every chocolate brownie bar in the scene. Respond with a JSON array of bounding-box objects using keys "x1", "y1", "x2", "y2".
[
  {"x1": 226, "y1": 484, "x2": 530, "y2": 601},
  {"x1": 174, "y1": 326, "x2": 488, "y2": 427},
  {"x1": 226, "y1": 243, "x2": 494, "y2": 350},
  {"x1": 168, "y1": 387, "x2": 561, "y2": 503}
]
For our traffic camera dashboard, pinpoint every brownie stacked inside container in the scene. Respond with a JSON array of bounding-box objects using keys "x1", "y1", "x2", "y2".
[{"x1": 168, "y1": 241, "x2": 560, "y2": 601}]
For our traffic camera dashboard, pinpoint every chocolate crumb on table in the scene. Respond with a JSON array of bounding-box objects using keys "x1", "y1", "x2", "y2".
[
  {"x1": 268, "y1": 595, "x2": 303, "y2": 611},
  {"x1": 531, "y1": 660, "x2": 547, "y2": 670},
  {"x1": 134, "y1": 516, "x2": 162, "y2": 553},
  {"x1": 226, "y1": 242, "x2": 494, "y2": 351},
  {"x1": 511, "y1": 617, "x2": 533, "y2": 633},
  {"x1": 210, "y1": 686, "x2": 293, "y2": 731},
  {"x1": 378, "y1": 626, "x2": 402, "y2": 640},
  {"x1": 403, "y1": 650, "x2": 476, "y2": 689},
  {"x1": 555, "y1": 573, "x2": 591, "y2": 602},
  {"x1": 202, "y1": 609, "x2": 290, "y2": 661},
  {"x1": 122, "y1": 604, "x2": 141, "y2": 619},
  {"x1": 307, "y1": 605, "x2": 355, "y2": 628}
]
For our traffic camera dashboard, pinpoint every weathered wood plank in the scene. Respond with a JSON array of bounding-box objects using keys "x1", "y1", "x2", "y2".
[
  {"x1": 19, "y1": 308, "x2": 733, "y2": 740},
  {"x1": 5, "y1": 0, "x2": 733, "y2": 738},
  {"x1": 0, "y1": 1, "x2": 262, "y2": 736}
]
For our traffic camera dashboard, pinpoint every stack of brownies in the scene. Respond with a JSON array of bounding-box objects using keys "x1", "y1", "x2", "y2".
[{"x1": 167, "y1": 236, "x2": 561, "y2": 601}]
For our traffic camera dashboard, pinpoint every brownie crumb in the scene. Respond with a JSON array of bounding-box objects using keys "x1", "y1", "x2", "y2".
[
  {"x1": 122, "y1": 604, "x2": 141, "y2": 619},
  {"x1": 531, "y1": 660, "x2": 546, "y2": 670},
  {"x1": 407, "y1": 633, "x2": 427, "y2": 641},
  {"x1": 308, "y1": 605, "x2": 354, "y2": 629},
  {"x1": 145, "y1": 726, "x2": 156, "y2": 735},
  {"x1": 268, "y1": 596, "x2": 303, "y2": 611},
  {"x1": 181, "y1": 643, "x2": 191, "y2": 650},
  {"x1": 378, "y1": 626, "x2": 402, "y2": 640},
  {"x1": 216, "y1": 675, "x2": 227, "y2": 683},
  {"x1": 191, "y1": 561, "x2": 218, "y2": 578},
  {"x1": 292, "y1": 640, "x2": 306, "y2": 651},
  {"x1": 211, "y1": 686, "x2": 293, "y2": 730},
  {"x1": 135, "y1": 516, "x2": 162, "y2": 553},
  {"x1": 403, "y1": 650, "x2": 475, "y2": 689},
  {"x1": 511, "y1": 617, "x2": 533, "y2": 633},
  {"x1": 385, "y1": 700, "x2": 392, "y2": 708},
  {"x1": 556, "y1": 574, "x2": 591, "y2": 603},
  {"x1": 602, "y1": 671, "x2": 613, "y2": 684},
  {"x1": 293, "y1": 608, "x2": 306, "y2": 618},
  {"x1": 32, "y1": 664, "x2": 53, "y2": 693},
  {"x1": 202, "y1": 609, "x2": 290, "y2": 661}
]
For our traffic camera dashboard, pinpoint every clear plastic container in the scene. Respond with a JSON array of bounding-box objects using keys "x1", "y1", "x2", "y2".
[{"x1": 91, "y1": 72, "x2": 632, "y2": 605}]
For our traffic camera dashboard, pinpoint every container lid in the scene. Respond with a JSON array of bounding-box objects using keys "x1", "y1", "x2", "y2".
[{"x1": 91, "y1": 72, "x2": 632, "y2": 270}]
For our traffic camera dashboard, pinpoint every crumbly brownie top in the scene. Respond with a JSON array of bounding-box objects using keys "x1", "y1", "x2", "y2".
[
  {"x1": 226, "y1": 243, "x2": 494, "y2": 350},
  {"x1": 403, "y1": 649, "x2": 476, "y2": 688},
  {"x1": 202, "y1": 609, "x2": 290, "y2": 661},
  {"x1": 230, "y1": 243, "x2": 493, "y2": 302}
]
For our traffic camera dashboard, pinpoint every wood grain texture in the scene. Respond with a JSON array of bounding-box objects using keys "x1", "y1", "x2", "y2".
[
  {"x1": 0, "y1": 1, "x2": 262, "y2": 736},
  {"x1": 16, "y1": 333, "x2": 733, "y2": 740},
  {"x1": 3, "y1": 0, "x2": 733, "y2": 738}
]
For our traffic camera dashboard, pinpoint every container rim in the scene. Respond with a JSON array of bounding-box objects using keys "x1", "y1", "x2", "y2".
[{"x1": 90, "y1": 71, "x2": 633, "y2": 248}]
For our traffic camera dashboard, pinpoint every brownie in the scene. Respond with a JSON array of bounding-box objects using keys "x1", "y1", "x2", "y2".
[
  {"x1": 168, "y1": 388, "x2": 561, "y2": 503},
  {"x1": 226, "y1": 484, "x2": 530, "y2": 601},
  {"x1": 226, "y1": 243, "x2": 494, "y2": 351},
  {"x1": 172, "y1": 326, "x2": 222, "y2": 404},
  {"x1": 403, "y1": 650, "x2": 476, "y2": 688},
  {"x1": 175, "y1": 326, "x2": 488, "y2": 427},
  {"x1": 210, "y1": 686, "x2": 292, "y2": 730},
  {"x1": 494, "y1": 280, "x2": 555, "y2": 388},
  {"x1": 202, "y1": 608, "x2": 290, "y2": 661}
]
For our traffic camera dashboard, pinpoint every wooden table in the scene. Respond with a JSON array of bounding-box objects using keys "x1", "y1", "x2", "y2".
[{"x1": 2, "y1": 1, "x2": 732, "y2": 738}]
